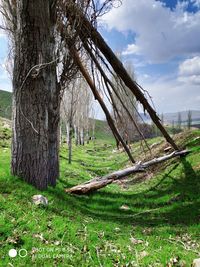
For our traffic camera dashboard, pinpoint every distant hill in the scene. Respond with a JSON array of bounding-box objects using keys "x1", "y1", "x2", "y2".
[
  {"x1": 0, "y1": 89, "x2": 112, "y2": 141},
  {"x1": 1, "y1": 88, "x2": 200, "y2": 128},
  {"x1": 140, "y1": 110, "x2": 200, "y2": 125},
  {"x1": 91, "y1": 118, "x2": 112, "y2": 140},
  {"x1": 0, "y1": 89, "x2": 12, "y2": 119},
  {"x1": 164, "y1": 110, "x2": 200, "y2": 125}
]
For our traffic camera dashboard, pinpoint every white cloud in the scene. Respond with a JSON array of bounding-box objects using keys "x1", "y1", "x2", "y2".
[
  {"x1": 122, "y1": 44, "x2": 140, "y2": 56},
  {"x1": 101, "y1": 1, "x2": 200, "y2": 113},
  {"x1": 143, "y1": 74, "x2": 150, "y2": 79},
  {"x1": 178, "y1": 75, "x2": 200, "y2": 85},
  {"x1": 103, "y1": 0, "x2": 200, "y2": 63},
  {"x1": 178, "y1": 56, "x2": 200, "y2": 84},
  {"x1": 139, "y1": 74, "x2": 200, "y2": 113},
  {"x1": 179, "y1": 56, "x2": 200, "y2": 76}
]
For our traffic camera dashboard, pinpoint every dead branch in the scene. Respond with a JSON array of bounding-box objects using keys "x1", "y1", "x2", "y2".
[
  {"x1": 70, "y1": 46, "x2": 135, "y2": 163},
  {"x1": 64, "y1": 1, "x2": 179, "y2": 151},
  {"x1": 65, "y1": 150, "x2": 189, "y2": 194},
  {"x1": 83, "y1": 41, "x2": 150, "y2": 150}
]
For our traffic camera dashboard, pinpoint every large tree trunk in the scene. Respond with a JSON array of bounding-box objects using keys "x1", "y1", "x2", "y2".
[{"x1": 11, "y1": 0, "x2": 59, "y2": 190}]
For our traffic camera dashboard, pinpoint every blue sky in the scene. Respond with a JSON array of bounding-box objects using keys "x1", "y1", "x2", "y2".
[
  {"x1": 0, "y1": 36, "x2": 11, "y2": 91},
  {"x1": 0, "y1": 0, "x2": 200, "y2": 114},
  {"x1": 100, "y1": 0, "x2": 200, "y2": 113}
]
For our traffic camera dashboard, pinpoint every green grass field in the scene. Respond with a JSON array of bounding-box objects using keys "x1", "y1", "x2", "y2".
[{"x1": 0, "y1": 120, "x2": 200, "y2": 266}]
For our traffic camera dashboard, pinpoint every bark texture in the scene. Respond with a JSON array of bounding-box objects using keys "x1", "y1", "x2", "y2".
[{"x1": 12, "y1": 0, "x2": 60, "y2": 190}]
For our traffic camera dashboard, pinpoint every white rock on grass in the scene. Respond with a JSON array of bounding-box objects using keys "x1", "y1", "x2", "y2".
[
  {"x1": 120, "y1": 204, "x2": 130, "y2": 211},
  {"x1": 192, "y1": 259, "x2": 200, "y2": 267},
  {"x1": 32, "y1": 195, "x2": 48, "y2": 206}
]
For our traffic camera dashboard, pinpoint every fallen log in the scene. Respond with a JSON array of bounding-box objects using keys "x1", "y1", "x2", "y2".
[{"x1": 65, "y1": 150, "x2": 190, "y2": 194}]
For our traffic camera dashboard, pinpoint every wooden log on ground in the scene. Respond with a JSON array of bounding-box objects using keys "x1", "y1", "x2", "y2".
[{"x1": 65, "y1": 150, "x2": 190, "y2": 194}]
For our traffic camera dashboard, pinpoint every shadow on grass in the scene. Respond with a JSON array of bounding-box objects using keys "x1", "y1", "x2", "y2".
[{"x1": 48, "y1": 158, "x2": 200, "y2": 227}]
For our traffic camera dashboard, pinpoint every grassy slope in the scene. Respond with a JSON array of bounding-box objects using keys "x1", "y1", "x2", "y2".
[
  {"x1": 0, "y1": 90, "x2": 12, "y2": 120},
  {"x1": 0, "y1": 124, "x2": 200, "y2": 266},
  {"x1": 91, "y1": 119, "x2": 113, "y2": 142}
]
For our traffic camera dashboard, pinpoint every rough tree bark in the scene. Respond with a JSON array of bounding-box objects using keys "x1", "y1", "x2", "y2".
[
  {"x1": 12, "y1": 0, "x2": 60, "y2": 190},
  {"x1": 48, "y1": 84, "x2": 60, "y2": 186}
]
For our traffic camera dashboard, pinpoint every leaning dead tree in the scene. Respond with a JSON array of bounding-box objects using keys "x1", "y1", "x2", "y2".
[
  {"x1": 59, "y1": 0, "x2": 184, "y2": 194},
  {"x1": 58, "y1": 0, "x2": 178, "y2": 150},
  {"x1": 111, "y1": 61, "x2": 147, "y2": 147},
  {"x1": 2, "y1": 0, "x2": 180, "y2": 190}
]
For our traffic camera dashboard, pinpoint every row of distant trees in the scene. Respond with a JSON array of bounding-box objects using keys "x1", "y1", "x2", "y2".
[
  {"x1": 60, "y1": 76, "x2": 95, "y2": 164},
  {"x1": 176, "y1": 110, "x2": 193, "y2": 130},
  {"x1": 153, "y1": 110, "x2": 193, "y2": 136},
  {"x1": 60, "y1": 61, "x2": 138, "y2": 163},
  {"x1": 60, "y1": 60, "x2": 147, "y2": 161}
]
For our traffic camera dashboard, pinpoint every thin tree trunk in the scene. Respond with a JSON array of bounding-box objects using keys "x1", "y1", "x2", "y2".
[
  {"x1": 68, "y1": 121, "x2": 73, "y2": 164},
  {"x1": 12, "y1": 0, "x2": 59, "y2": 190},
  {"x1": 74, "y1": 125, "x2": 78, "y2": 146},
  {"x1": 80, "y1": 128, "x2": 84, "y2": 145},
  {"x1": 66, "y1": 122, "x2": 70, "y2": 145},
  {"x1": 59, "y1": 121, "x2": 62, "y2": 146},
  {"x1": 70, "y1": 47, "x2": 135, "y2": 163},
  {"x1": 86, "y1": 126, "x2": 89, "y2": 144},
  {"x1": 92, "y1": 121, "x2": 95, "y2": 140},
  {"x1": 68, "y1": 85, "x2": 75, "y2": 164},
  {"x1": 78, "y1": 129, "x2": 81, "y2": 145}
]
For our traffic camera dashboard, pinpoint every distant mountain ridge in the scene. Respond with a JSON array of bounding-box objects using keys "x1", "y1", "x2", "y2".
[
  {"x1": 164, "y1": 110, "x2": 200, "y2": 123},
  {"x1": 0, "y1": 89, "x2": 200, "y2": 125},
  {"x1": 140, "y1": 110, "x2": 200, "y2": 125}
]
